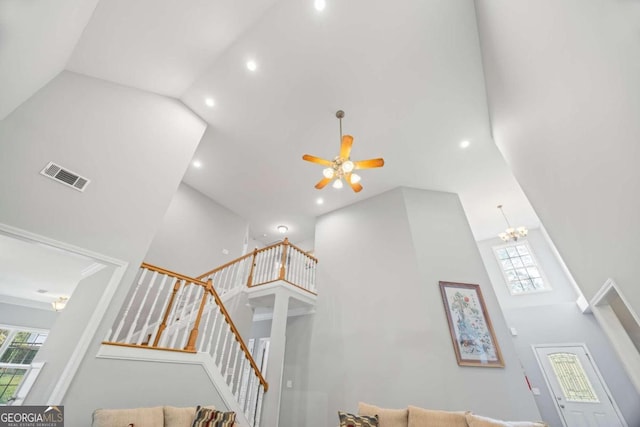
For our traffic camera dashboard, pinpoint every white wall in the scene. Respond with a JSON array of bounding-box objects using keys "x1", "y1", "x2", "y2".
[
  {"x1": 0, "y1": 302, "x2": 58, "y2": 330},
  {"x1": 279, "y1": 188, "x2": 541, "y2": 426},
  {"x1": 474, "y1": 0, "x2": 640, "y2": 312},
  {"x1": 0, "y1": 70, "x2": 210, "y2": 420},
  {"x1": 144, "y1": 183, "x2": 248, "y2": 277},
  {"x1": 477, "y1": 229, "x2": 640, "y2": 426}
]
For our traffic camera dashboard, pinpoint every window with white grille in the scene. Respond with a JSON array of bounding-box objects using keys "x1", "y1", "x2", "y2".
[
  {"x1": 493, "y1": 242, "x2": 549, "y2": 295},
  {"x1": 0, "y1": 327, "x2": 48, "y2": 405}
]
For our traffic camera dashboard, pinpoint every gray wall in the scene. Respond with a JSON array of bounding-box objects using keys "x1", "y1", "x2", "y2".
[
  {"x1": 0, "y1": 70, "x2": 214, "y2": 421},
  {"x1": 474, "y1": 0, "x2": 640, "y2": 311},
  {"x1": 144, "y1": 182, "x2": 249, "y2": 277},
  {"x1": 0, "y1": 302, "x2": 58, "y2": 330},
  {"x1": 476, "y1": 229, "x2": 640, "y2": 427},
  {"x1": 279, "y1": 188, "x2": 541, "y2": 426}
]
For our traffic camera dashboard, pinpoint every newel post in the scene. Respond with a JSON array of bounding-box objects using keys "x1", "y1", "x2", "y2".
[
  {"x1": 279, "y1": 238, "x2": 289, "y2": 280},
  {"x1": 185, "y1": 279, "x2": 213, "y2": 352},
  {"x1": 246, "y1": 248, "x2": 258, "y2": 287},
  {"x1": 153, "y1": 279, "x2": 181, "y2": 347}
]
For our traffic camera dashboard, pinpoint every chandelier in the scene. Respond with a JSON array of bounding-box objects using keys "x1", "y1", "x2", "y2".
[{"x1": 497, "y1": 205, "x2": 528, "y2": 242}]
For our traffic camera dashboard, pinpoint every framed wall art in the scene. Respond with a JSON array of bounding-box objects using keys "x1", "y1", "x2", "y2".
[{"x1": 439, "y1": 281, "x2": 504, "y2": 367}]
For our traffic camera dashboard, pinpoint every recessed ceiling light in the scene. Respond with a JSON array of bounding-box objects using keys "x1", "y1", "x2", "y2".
[
  {"x1": 263, "y1": 233, "x2": 268, "y2": 237},
  {"x1": 192, "y1": 160, "x2": 202, "y2": 168},
  {"x1": 277, "y1": 225, "x2": 288, "y2": 233},
  {"x1": 205, "y1": 97, "x2": 215, "y2": 107},
  {"x1": 460, "y1": 140, "x2": 470, "y2": 149},
  {"x1": 314, "y1": 0, "x2": 326, "y2": 11},
  {"x1": 316, "y1": 198, "x2": 324, "y2": 205},
  {"x1": 246, "y1": 60, "x2": 257, "y2": 72}
]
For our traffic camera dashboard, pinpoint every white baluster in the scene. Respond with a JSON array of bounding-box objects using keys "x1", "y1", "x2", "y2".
[
  {"x1": 224, "y1": 338, "x2": 236, "y2": 383},
  {"x1": 206, "y1": 305, "x2": 221, "y2": 355},
  {"x1": 235, "y1": 355, "x2": 248, "y2": 400},
  {"x1": 169, "y1": 281, "x2": 194, "y2": 349},
  {"x1": 197, "y1": 295, "x2": 214, "y2": 352},
  {"x1": 274, "y1": 246, "x2": 282, "y2": 281},
  {"x1": 213, "y1": 310, "x2": 226, "y2": 362},
  {"x1": 229, "y1": 344, "x2": 241, "y2": 390},
  {"x1": 257, "y1": 251, "x2": 265, "y2": 285},
  {"x1": 180, "y1": 285, "x2": 203, "y2": 349},
  {"x1": 125, "y1": 271, "x2": 158, "y2": 344},
  {"x1": 311, "y1": 260, "x2": 317, "y2": 292},
  {"x1": 230, "y1": 261, "x2": 239, "y2": 291},
  {"x1": 112, "y1": 267, "x2": 148, "y2": 342},
  {"x1": 137, "y1": 274, "x2": 168, "y2": 345},
  {"x1": 218, "y1": 328, "x2": 231, "y2": 369},
  {"x1": 158, "y1": 279, "x2": 185, "y2": 347}
]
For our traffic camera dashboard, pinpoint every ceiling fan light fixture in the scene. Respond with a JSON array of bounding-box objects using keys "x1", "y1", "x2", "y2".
[
  {"x1": 342, "y1": 160, "x2": 354, "y2": 173},
  {"x1": 302, "y1": 110, "x2": 384, "y2": 193}
]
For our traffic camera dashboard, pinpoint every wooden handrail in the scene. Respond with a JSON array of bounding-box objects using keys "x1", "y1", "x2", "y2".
[
  {"x1": 196, "y1": 252, "x2": 255, "y2": 280},
  {"x1": 141, "y1": 262, "x2": 208, "y2": 287},
  {"x1": 208, "y1": 276, "x2": 269, "y2": 391},
  {"x1": 196, "y1": 239, "x2": 318, "y2": 281}
]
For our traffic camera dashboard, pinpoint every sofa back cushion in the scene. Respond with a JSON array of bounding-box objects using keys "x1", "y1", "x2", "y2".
[
  {"x1": 465, "y1": 413, "x2": 548, "y2": 427},
  {"x1": 358, "y1": 402, "x2": 408, "y2": 427},
  {"x1": 408, "y1": 406, "x2": 468, "y2": 427},
  {"x1": 92, "y1": 406, "x2": 163, "y2": 427},
  {"x1": 164, "y1": 406, "x2": 198, "y2": 427}
]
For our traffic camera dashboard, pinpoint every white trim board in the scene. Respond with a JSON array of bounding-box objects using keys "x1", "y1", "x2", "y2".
[
  {"x1": 0, "y1": 222, "x2": 129, "y2": 405},
  {"x1": 590, "y1": 278, "x2": 640, "y2": 393}
]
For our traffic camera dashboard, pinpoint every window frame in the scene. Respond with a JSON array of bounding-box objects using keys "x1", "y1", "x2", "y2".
[
  {"x1": 0, "y1": 324, "x2": 49, "y2": 405},
  {"x1": 492, "y1": 241, "x2": 551, "y2": 296}
]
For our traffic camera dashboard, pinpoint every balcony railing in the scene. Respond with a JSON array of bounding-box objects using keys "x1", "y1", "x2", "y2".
[{"x1": 197, "y1": 238, "x2": 317, "y2": 295}]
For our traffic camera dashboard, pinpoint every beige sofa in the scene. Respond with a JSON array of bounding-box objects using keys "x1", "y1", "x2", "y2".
[
  {"x1": 353, "y1": 402, "x2": 548, "y2": 427},
  {"x1": 91, "y1": 405, "x2": 237, "y2": 427}
]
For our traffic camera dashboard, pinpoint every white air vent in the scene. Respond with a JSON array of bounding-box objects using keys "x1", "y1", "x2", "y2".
[{"x1": 40, "y1": 162, "x2": 90, "y2": 192}]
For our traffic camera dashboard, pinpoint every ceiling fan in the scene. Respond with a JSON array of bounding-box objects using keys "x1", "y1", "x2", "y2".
[{"x1": 302, "y1": 110, "x2": 384, "y2": 193}]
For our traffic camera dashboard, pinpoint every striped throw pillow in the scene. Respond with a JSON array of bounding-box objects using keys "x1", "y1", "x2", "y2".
[
  {"x1": 191, "y1": 407, "x2": 236, "y2": 427},
  {"x1": 338, "y1": 411, "x2": 379, "y2": 427}
]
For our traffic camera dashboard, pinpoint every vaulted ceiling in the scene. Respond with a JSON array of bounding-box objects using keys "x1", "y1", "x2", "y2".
[{"x1": 0, "y1": 0, "x2": 541, "y2": 244}]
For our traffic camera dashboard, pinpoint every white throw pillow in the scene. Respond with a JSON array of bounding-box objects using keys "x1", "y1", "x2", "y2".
[{"x1": 92, "y1": 406, "x2": 163, "y2": 427}]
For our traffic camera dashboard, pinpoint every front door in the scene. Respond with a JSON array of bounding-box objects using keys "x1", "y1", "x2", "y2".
[{"x1": 534, "y1": 344, "x2": 626, "y2": 427}]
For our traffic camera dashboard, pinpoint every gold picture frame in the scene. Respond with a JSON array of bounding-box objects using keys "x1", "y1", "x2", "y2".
[{"x1": 439, "y1": 281, "x2": 504, "y2": 367}]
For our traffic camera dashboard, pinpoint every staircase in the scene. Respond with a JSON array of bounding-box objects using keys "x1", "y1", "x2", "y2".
[{"x1": 103, "y1": 239, "x2": 318, "y2": 427}]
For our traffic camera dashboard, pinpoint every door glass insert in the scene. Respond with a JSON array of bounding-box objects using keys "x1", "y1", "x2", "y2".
[{"x1": 548, "y1": 352, "x2": 599, "y2": 403}]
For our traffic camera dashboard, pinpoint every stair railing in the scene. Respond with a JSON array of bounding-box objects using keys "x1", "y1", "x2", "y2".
[
  {"x1": 104, "y1": 263, "x2": 268, "y2": 396},
  {"x1": 197, "y1": 238, "x2": 318, "y2": 295}
]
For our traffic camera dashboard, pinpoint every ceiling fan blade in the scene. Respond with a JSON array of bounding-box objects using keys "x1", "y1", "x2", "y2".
[
  {"x1": 345, "y1": 174, "x2": 363, "y2": 193},
  {"x1": 302, "y1": 154, "x2": 332, "y2": 167},
  {"x1": 339, "y1": 135, "x2": 354, "y2": 159},
  {"x1": 354, "y1": 158, "x2": 384, "y2": 169},
  {"x1": 315, "y1": 177, "x2": 332, "y2": 189}
]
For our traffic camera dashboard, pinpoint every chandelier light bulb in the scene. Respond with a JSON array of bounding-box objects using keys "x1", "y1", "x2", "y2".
[
  {"x1": 323, "y1": 168, "x2": 335, "y2": 179},
  {"x1": 332, "y1": 179, "x2": 343, "y2": 189},
  {"x1": 497, "y1": 204, "x2": 528, "y2": 242},
  {"x1": 350, "y1": 173, "x2": 361, "y2": 184},
  {"x1": 342, "y1": 160, "x2": 354, "y2": 173}
]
